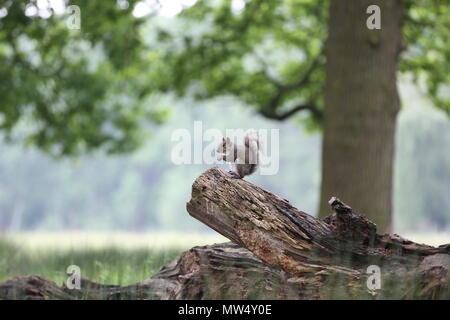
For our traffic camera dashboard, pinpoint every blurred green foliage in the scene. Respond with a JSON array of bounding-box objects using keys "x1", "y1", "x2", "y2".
[
  {"x1": 143, "y1": 0, "x2": 450, "y2": 120},
  {"x1": 0, "y1": 0, "x2": 449, "y2": 156},
  {"x1": 149, "y1": 0, "x2": 327, "y2": 125},
  {"x1": 0, "y1": 0, "x2": 169, "y2": 155},
  {"x1": 402, "y1": 0, "x2": 450, "y2": 114}
]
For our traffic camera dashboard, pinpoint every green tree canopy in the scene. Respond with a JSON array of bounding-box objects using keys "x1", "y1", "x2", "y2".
[
  {"x1": 1, "y1": 0, "x2": 168, "y2": 155},
  {"x1": 1, "y1": 0, "x2": 449, "y2": 156}
]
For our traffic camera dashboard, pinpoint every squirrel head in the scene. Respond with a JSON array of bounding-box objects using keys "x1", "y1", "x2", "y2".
[{"x1": 216, "y1": 137, "x2": 233, "y2": 161}]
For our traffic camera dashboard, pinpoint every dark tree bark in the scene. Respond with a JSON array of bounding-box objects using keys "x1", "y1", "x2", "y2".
[
  {"x1": 1, "y1": 168, "x2": 449, "y2": 300},
  {"x1": 318, "y1": 0, "x2": 404, "y2": 233}
]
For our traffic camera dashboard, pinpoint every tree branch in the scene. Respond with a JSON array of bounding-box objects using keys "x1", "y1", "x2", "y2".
[
  {"x1": 259, "y1": 103, "x2": 322, "y2": 121},
  {"x1": 257, "y1": 49, "x2": 325, "y2": 121}
]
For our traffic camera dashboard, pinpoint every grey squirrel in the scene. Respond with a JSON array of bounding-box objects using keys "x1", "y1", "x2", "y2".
[{"x1": 216, "y1": 131, "x2": 261, "y2": 179}]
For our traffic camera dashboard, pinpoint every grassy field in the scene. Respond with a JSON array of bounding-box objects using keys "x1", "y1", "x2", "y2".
[
  {"x1": 0, "y1": 231, "x2": 449, "y2": 288},
  {"x1": 0, "y1": 232, "x2": 227, "y2": 286}
]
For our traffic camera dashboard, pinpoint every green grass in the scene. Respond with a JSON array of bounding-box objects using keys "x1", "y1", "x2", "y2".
[
  {"x1": 0, "y1": 238, "x2": 182, "y2": 286},
  {"x1": 0, "y1": 232, "x2": 227, "y2": 286},
  {"x1": 1, "y1": 231, "x2": 449, "y2": 298}
]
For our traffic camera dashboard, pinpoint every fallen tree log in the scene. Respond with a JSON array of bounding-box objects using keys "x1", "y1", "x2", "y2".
[
  {"x1": 1, "y1": 167, "x2": 449, "y2": 299},
  {"x1": 185, "y1": 167, "x2": 450, "y2": 299}
]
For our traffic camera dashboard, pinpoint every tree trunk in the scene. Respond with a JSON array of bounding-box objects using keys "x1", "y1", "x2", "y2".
[
  {"x1": 1, "y1": 167, "x2": 449, "y2": 300},
  {"x1": 318, "y1": 0, "x2": 404, "y2": 233}
]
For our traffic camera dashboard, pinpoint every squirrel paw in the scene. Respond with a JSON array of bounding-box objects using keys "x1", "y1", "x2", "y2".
[{"x1": 228, "y1": 170, "x2": 242, "y2": 179}]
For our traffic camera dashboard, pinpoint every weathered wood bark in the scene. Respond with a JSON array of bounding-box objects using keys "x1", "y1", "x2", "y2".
[{"x1": 1, "y1": 167, "x2": 449, "y2": 299}]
